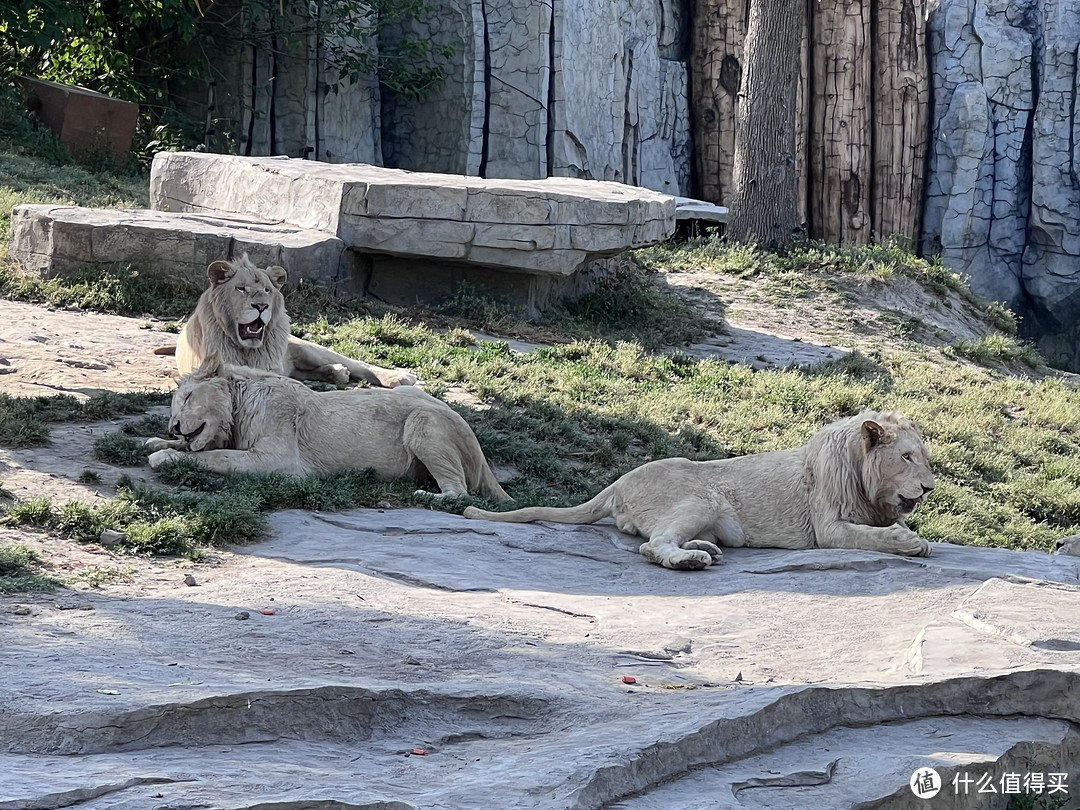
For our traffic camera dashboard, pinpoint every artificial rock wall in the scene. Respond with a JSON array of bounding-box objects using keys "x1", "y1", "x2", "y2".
[
  {"x1": 176, "y1": 0, "x2": 1080, "y2": 369},
  {"x1": 379, "y1": 0, "x2": 691, "y2": 196},
  {"x1": 922, "y1": 0, "x2": 1080, "y2": 368}
]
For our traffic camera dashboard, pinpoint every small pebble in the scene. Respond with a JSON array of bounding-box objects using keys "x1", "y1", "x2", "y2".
[
  {"x1": 183, "y1": 574, "x2": 197, "y2": 587},
  {"x1": 235, "y1": 611, "x2": 250, "y2": 621},
  {"x1": 12, "y1": 605, "x2": 31, "y2": 616},
  {"x1": 621, "y1": 675, "x2": 637, "y2": 685}
]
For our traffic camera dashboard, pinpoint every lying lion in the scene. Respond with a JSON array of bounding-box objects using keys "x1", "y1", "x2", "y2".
[
  {"x1": 465, "y1": 410, "x2": 934, "y2": 569},
  {"x1": 173, "y1": 255, "x2": 415, "y2": 388},
  {"x1": 147, "y1": 355, "x2": 511, "y2": 501}
]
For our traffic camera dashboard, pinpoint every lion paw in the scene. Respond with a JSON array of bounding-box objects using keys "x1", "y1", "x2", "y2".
[
  {"x1": 379, "y1": 369, "x2": 418, "y2": 388},
  {"x1": 888, "y1": 526, "x2": 932, "y2": 557},
  {"x1": 328, "y1": 364, "x2": 350, "y2": 386},
  {"x1": 144, "y1": 437, "x2": 176, "y2": 452},
  {"x1": 682, "y1": 539, "x2": 724, "y2": 562},
  {"x1": 148, "y1": 448, "x2": 186, "y2": 469},
  {"x1": 663, "y1": 549, "x2": 715, "y2": 571}
]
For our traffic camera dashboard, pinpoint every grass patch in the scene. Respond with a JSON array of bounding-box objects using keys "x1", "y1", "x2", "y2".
[
  {"x1": 93, "y1": 431, "x2": 153, "y2": 466},
  {"x1": 0, "y1": 391, "x2": 171, "y2": 448},
  {"x1": 2, "y1": 468, "x2": 429, "y2": 556},
  {"x1": 0, "y1": 262, "x2": 202, "y2": 318},
  {"x1": 0, "y1": 543, "x2": 60, "y2": 593},
  {"x1": 949, "y1": 335, "x2": 1043, "y2": 368},
  {"x1": 635, "y1": 234, "x2": 963, "y2": 292}
]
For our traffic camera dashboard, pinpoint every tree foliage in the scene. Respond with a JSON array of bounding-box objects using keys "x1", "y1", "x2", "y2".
[{"x1": 0, "y1": 0, "x2": 449, "y2": 154}]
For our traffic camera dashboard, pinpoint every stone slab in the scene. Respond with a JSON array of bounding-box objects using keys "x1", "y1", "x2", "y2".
[
  {"x1": 8, "y1": 205, "x2": 346, "y2": 289},
  {"x1": 150, "y1": 152, "x2": 677, "y2": 277},
  {"x1": 3, "y1": 507, "x2": 1079, "y2": 808}
]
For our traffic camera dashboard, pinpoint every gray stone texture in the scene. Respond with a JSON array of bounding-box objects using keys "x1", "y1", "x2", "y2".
[
  {"x1": 924, "y1": 0, "x2": 1080, "y2": 369},
  {"x1": 7, "y1": 205, "x2": 345, "y2": 288},
  {"x1": 381, "y1": 0, "x2": 691, "y2": 197},
  {"x1": 150, "y1": 152, "x2": 676, "y2": 277},
  {"x1": 3, "y1": 509, "x2": 1079, "y2": 807}
]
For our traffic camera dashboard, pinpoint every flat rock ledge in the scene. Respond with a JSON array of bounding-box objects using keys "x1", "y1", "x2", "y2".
[
  {"x1": 150, "y1": 152, "x2": 676, "y2": 277},
  {"x1": 7, "y1": 205, "x2": 346, "y2": 288},
  {"x1": 3, "y1": 509, "x2": 1079, "y2": 809}
]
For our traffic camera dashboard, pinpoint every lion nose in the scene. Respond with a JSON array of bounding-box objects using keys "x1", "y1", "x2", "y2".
[
  {"x1": 1056, "y1": 539, "x2": 1066, "y2": 550},
  {"x1": 169, "y1": 421, "x2": 182, "y2": 436},
  {"x1": 253, "y1": 303, "x2": 268, "y2": 313},
  {"x1": 921, "y1": 484, "x2": 934, "y2": 495}
]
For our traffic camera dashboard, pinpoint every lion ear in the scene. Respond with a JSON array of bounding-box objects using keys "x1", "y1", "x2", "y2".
[
  {"x1": 207, "y1": 261, "x2": 235, "y2": 286},
  {"x1": 195, "y1": 353, "x2": 224, "y2": 378},
  {"x1": 266, "y1": 265, "x2": 288, "y2": 289},
  {"x1": 861, "y1": 418, "x2": 887, "y2": 448}
]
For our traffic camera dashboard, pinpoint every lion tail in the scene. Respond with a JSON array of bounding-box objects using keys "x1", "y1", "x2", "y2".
[{"x1": 463, "y1": 489, "x2": 611, "y2": 525}]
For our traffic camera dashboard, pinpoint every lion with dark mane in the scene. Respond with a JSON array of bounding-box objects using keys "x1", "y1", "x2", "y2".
[
  {"x1": 465, "y1": 410, "x2": 935, "y2": 570},
  {"x1": 175, "y1": 255, "x2": 415, "y2": 388}
]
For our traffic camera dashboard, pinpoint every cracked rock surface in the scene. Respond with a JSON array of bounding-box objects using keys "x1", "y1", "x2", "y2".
[{"x1": 3, "y1": 507, "x2": 1079, "y2": 808}]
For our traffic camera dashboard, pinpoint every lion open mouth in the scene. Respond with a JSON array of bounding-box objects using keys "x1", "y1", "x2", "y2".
[
  {"x1": 898, "y1": 494, "x2": 925, "y2": 512},
  {"x1": 238, "y1": 318, "x2": 265, "y2": 342}
]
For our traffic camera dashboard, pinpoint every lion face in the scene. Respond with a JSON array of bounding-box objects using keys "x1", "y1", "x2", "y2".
[
  {"x1": 1056, "y1": 534, "x2": 1080, "y2": 557},
  {"x1": 207, "y1": 255, "x2": 288, "y2": 350},
  {"x1": 168, "y1": 358, "x2": 232, "y2": 452},
  {"x1": 862, "y1": 417, "x2": 935, "y2": 517}
]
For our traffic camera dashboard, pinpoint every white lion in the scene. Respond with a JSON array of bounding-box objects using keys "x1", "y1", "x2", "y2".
[
  {"x1": 1056, "y1": 534, "x2": 1080, "y2": 557},
  {"x1": 147, "y1": 355, "x2": 511, "y2": 501},
  {"x1": 175, "y1": 255, "x2": 415, "y2": 388},
  {"x1": 464, "y1": 410, "x2": 935, "y2": 569}
]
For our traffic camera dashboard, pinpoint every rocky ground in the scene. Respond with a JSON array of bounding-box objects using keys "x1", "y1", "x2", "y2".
[{"x1": 2, "y1": 284, "x2": 1079, "y2": 809}]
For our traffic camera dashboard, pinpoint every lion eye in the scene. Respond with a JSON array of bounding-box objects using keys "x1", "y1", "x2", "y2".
[
  {"x1": 902, "y1": 452, "x2": 913, "y2": 462},
  {"x1": 237, "y1": 285, "x2": 246, "y2": 292}
]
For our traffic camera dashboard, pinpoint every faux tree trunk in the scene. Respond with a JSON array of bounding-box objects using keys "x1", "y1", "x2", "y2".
[
  {"x1": 689, "y1": 0, "x2": 747, "y2": 205},
  {"x1": 726, "y1": 0, "x2": 805, "y2": 245},
  {"x1": 808, "y1": 0, "x2": 872, "y2": 244},
  {"x1": 873, "y1": 0, "x2": 928, "y2": 242}
]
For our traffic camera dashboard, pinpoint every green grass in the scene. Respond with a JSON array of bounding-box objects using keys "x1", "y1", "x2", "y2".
[
  {"x1": 0, "y1": 391, "x2": 171, "y2": 448},
  {"x1": 0, "y1": 543, "x2": 60, "y2": 593},
  {"x1": 0, "y1": 262, "x2": 202, "y2": 318},
  {"x1": 4, "y1": 467, "x2": 429, "y2": 556}
]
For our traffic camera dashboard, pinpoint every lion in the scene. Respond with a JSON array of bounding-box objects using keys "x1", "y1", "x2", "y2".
[
  {"x1": 174, "y1": 255, "x2": 416, "y2": 388},
  {"x1": 1056, "y1": 534, "x2": 1080, "y2": 557},
  {"x1": 464, "y1": 410, "x2": 935, "y2": 570},
  {"x1": 146, "y1": 354, "x2": 511, "y2": 501}
]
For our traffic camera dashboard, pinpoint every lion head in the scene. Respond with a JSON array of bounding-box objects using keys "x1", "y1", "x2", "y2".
[
  {"x1": 858, "y1": 412, "x2": 936, "y2": 518},
  {"x1": 167, "y1": 354, "x2": 233, "y2": 452},
  {"x1": 206, "y1": 254, "x2": 288, "y2": 351},
  {"x1": 1056, "y1": 534, "x2": 1080, "y2": 557}
]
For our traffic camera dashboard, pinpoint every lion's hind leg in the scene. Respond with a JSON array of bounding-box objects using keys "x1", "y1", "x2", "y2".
[
  {"x1": 638, "y1": 512, "x2": 724, "y2": 571},
  {"x1": 403, "y1": 412, "x2": 471, "y2": 498}
]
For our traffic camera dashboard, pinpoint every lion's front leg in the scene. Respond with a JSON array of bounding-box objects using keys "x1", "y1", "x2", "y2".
[
  {"x1": 816, "y1": 521, "x2": 932, "y2": 557},
  {"x1": 287, "y1": 338, "x2": 416, "y2": 388},
  {"x1": 144, "y1": 437, "x2": 186, "y2": 452},
  {"x1": 149, "y1": 447, "x2": 270, "y2": 475}
]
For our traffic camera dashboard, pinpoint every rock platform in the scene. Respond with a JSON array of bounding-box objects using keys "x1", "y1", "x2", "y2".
[
  {"x1": 8, "y1": 205, "x2": 345, "y2": 287},
  {"x1": 6, "y1": 153, "x2": 678, "y2": 312},
  {"x1": 3, "y1": 508, "x2": 1079, "y2": 808}
]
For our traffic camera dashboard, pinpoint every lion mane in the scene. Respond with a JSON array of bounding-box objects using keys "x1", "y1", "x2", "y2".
[
  {"x1": 465, "y1": 410, "x2": 934, "y2": 570},
  {"x1": 175, "y1": 255, "x2": 415, "y2": 388},
  {"x1": 147, "y1": 355, "x2": 511, "y2": 501}
]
